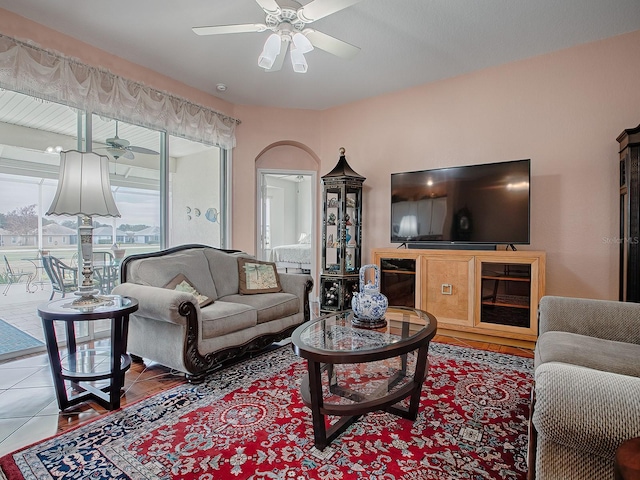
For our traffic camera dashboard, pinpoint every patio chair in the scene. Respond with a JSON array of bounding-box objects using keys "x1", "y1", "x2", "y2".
[
  {"x1": 92, "y1": 251, "x2": 119, "y2": 294},
  {"x1": 2, "y1": 256, "x2": 32, "y2": 295},
  {"x1": 41, "y1": 255, "x2": 78, "y2": 300}
]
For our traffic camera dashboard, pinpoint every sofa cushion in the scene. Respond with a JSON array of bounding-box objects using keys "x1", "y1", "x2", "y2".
[
  {"x1": 535, "y1": 331, "x2": 640, "y2": 377},
  {"x1": 218, "y1": 293, "x2": 299, "y2": 325},
  {"x1": 203, "y1": 249, "x2": 252, "y2": 298},
  {"x1": 127, "y1": 249, "x2": 218, "y2": 301},
  {"x1": 237, "y1": 258, "x2": 282, "y2": 294},
  {"x1": 164, "y1": 274, "x2": 213, "y2": 307},
  {"x1": 200, "y1": 302, "x2": 257, "y2": 339}
]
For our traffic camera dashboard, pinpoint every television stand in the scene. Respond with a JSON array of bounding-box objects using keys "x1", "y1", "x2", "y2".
[{"x1": 372, "y1": 248, "x2": 546, "y2": 345}]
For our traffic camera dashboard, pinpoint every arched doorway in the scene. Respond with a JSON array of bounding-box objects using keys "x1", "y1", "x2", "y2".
[{"x1": 255, "y1": 143, "x2": 319, "y2": 298}]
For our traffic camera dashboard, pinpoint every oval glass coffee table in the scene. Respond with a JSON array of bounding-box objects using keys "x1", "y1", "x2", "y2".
[{"x1": 291, "y1": 306, "x2": 437, "y2": 450}]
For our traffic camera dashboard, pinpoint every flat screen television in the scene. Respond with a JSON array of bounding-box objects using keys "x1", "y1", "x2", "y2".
[{"x1": 390, "y1": 159, "x2": 530, "y2": 247}]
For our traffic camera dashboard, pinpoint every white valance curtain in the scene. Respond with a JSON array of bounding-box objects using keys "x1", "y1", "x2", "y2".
[{"x1": 0, "y1": 34, "x2": 239, "y2": 149}]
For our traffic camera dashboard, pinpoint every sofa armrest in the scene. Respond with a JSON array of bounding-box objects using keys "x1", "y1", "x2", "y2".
[
  {"x1": 112, "y1": 282, "x2": 199, "y2": 326},
  {"x1": 533, "y1": 362, "x2": 640, "y2": 459},
  {"x1": 538, "y1": 296, "x2": 640, "y2": 344},
  {"x1": 279, "y1": 272, "x2": 313, "y2": 320}
]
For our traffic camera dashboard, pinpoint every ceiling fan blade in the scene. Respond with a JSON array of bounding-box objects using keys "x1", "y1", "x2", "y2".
[
  {"x1": 192, "y1": 23, "x2": 267, "y2": 36},
  {"x1": 265, "y1": 38, "x2": 288, "y2": 72},
  {"x1": 297, "y1": 0, "x2": 364, "y2": 23},
  {"x1": 128, "y1": 146, "x2": 160, "y2": 155},
  {"x1": 122, "y1": 150, "x2": 135, "y2": 160},
  {"x1": 255, "y1": 0, "x2": 280, "y2": 15},
  {"x1": 304, "y1": 29, "x2": 360, "y2": 59}
]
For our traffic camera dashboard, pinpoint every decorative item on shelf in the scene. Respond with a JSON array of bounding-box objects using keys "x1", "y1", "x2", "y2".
[
  {"x1": 323, "y1": 281, "x2": 340, "y2": 307},
  {"x1": 328, "y1": 197, "x2": 338, "y2": 208},
  {"x1": 348, "y1": 227, "x2": 357, "y2": 246},
  {"x1": 327, "y1": 212, "x2": 336, "y2": 225},
  {"x1": 344, "y1": 213, "x2": 352, "y2": 225},
  {"x1": 327, "y1": 233, "x2": 334, "y2": 248},
  {"x1": 345, "y1": 228, "x2": 352, "y2": 245},
  {"x1": 46, "y1": 150, "x2": 120, "y2": 309},
  {"x1": 346, "y1": 252, "x2": 353, "y2": 270},
  {"x1": 351, "y1": 264, "x2": 388, "y2": 329},
  {"x1": 346, "y1": 195, "x2": 356, "y2": 208}
]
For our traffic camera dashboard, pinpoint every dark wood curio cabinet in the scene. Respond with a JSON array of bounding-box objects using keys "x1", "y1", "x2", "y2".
[
  {"x1": 320, "y1": 148, "x2": 365, "y2": 312},
  {"x1": 617, "y1": 124, "x2": 640, "y2": 302}
]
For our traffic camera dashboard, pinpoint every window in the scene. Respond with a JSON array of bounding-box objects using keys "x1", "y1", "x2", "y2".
[{"x1": 0, "y1": 88, "x2": 230, "y2": 358}]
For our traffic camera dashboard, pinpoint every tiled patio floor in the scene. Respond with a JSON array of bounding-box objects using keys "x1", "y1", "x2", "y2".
[
  {"x1": 0, "y1": 284, "x2": 82, "y2": 361},
  {"x1": 0, "y1": 285, "x2": 51, "y2": 343}
]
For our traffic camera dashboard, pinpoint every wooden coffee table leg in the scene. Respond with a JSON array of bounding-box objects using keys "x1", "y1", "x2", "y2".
[
  {"x1": 308, "y1": 360, "x2": 328, "y2": 450},
  {"x1": 615, "y1": 437, "x2": 640, "y2": 480},
  {"x1": 407, "y1": 344, "x2": 429, "y2": 419}
]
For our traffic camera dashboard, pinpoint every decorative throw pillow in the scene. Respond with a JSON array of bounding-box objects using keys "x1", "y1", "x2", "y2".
[
  {"x1": 164, "y1": 274, "x2": 213, "y2": 307},
  {"x1": 238, "y1": 258, "x2": 282, "y2": 294}
]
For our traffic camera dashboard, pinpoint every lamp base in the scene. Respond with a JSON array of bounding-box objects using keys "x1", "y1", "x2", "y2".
[{"x1": 66, "y1": 288, "x2": 110, "y2": 310}]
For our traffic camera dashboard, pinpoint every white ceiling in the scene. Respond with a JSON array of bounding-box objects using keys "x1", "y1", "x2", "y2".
[{"x1": 1, "y1": 0, "x2": 639, "y2": 110}]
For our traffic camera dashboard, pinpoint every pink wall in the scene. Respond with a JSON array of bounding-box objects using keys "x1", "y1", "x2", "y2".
[
  {"x1": 3, "y1": 7, "x2": 640, "y2": 300},
  {"x1": 312, "y1": 30, "x2": 640, "y2": 299},
  {"x1": 232, "y1": 106, "x2": 321, "y2": 250},
  {"x1": 234, "y1": 30, "x2": 640, "y2": 300}
]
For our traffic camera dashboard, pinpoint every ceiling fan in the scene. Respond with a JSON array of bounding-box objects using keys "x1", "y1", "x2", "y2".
[
  {"x1": 96, "y1": 121, "x2": 160, "y2": 160},
  {"x1": 193, "y1": 0, "x2": 365, "y2": 73}
]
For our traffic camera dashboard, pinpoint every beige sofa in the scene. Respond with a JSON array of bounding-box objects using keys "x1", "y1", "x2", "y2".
[
  {"x1": 530, "y1": 296, "x2": 640, "y2": 479},
  {"x1": 112, "y1": 244, "x2": 313, "y2": 383}
]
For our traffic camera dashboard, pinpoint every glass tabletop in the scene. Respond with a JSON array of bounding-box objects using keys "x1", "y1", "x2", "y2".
[
  {"x1": 296, "y1": 307, "x2": 432, "y2": 355},
  {"x1": 38, "y1": 295, "x2": 138, "y2": 319}
]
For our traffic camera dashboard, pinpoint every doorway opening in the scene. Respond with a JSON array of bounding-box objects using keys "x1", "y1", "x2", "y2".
[{"x1": 257, "y1": 170, "x2": 316, "y2": 283}]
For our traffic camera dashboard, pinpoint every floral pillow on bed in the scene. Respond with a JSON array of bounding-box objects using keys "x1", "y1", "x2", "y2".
[
  {"x1": 164, "y1": 274, "x2": 213, "y2": 307},
  {"x1": 238, "y1": 258, "x2": 282, "y2": 294}
]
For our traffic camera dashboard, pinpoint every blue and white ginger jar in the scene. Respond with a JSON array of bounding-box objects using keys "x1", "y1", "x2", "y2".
[{"x1": 351, "y1": 264, "x2": 388, "y2": 321}]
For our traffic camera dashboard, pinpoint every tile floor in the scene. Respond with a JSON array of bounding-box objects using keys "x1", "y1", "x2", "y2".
[{"x1": 0, "y1": 341, "x2": 185, "y2": 457}]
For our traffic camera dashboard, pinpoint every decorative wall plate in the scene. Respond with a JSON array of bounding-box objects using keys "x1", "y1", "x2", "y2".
[{"x1": 205, "y1": 208, "x2": 219, "y2": 223}]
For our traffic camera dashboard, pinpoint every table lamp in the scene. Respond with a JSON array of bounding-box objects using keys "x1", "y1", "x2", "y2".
[{"x1": 46, "y1": 150, "x2": 121, "y2": 307}]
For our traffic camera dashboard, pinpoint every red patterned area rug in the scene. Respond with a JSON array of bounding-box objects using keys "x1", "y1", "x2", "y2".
[{"x1": 0, "y1": 343, "x2": 533, "y2": 479}]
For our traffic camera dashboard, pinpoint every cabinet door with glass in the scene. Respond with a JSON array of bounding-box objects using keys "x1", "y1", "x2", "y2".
[{"x1": 322, "y1": 183, "x2": 362, "y2": 276}]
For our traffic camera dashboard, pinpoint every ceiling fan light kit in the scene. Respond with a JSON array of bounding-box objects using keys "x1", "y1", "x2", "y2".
[
  {"x1": 292, "y1": 31, "x2": 313, "y2": 54},
  {"x1": 258, "y1": 33, "x2": 282, "y2": 69},
  {"x1": 290, "y1": 46, "x2": 308, "y2": 73},
  {"x1": 193, "y1": 0, "x2": 364, "y2": 74}
]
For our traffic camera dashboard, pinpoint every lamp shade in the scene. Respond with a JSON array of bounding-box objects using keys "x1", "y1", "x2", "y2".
[{"x1": 47, "y1": 150, "x2": 120, "y2": 217}]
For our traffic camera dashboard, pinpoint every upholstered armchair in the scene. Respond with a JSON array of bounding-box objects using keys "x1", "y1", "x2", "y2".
[{"x1": 530, "y1": 296, "x2": 640, "y2": 479}]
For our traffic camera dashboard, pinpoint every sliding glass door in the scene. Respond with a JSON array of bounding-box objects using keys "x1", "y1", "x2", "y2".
[{"x1": 0, "y1": 89, "x2": 228, "y2": 360}]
